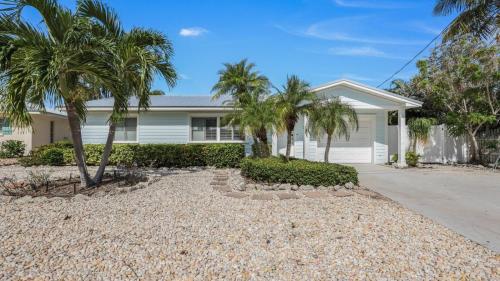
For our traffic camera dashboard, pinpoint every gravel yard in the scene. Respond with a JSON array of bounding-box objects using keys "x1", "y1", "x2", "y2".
[{"x1": 0, "y1": 166, "x2": 498, "y2": 280}]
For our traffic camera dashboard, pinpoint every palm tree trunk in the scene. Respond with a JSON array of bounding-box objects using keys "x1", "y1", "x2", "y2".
[
  {"x1": 324, "y1": 134, "x2": 332, "y2": 163},
  {"x1": 285, "y1": 128, "x2": 293, "y2": 161},
  {"x1": 257, "y1": 126, "x2": 270, "y2": 157},
  {"x1": 93, "y1": 122, "x2": 116, "y2": 184},
  {"x1": 65, "y1": 103, "x2": 94, "y2": 187}
]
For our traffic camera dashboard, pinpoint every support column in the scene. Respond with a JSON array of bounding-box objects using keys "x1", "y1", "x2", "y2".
[
  {"x1": 397, "y1": 106, "x2": 407, "y2": 167},
  {"x1": 271, "y1": 127, "x2": 278, "y2": 156}
]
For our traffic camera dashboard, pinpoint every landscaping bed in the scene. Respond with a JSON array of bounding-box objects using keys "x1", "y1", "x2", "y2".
[{"x1": 0, "y1": 168, "x2": 498, "y2": 280}]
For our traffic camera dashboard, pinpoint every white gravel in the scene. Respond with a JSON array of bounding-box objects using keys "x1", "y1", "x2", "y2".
[{"x1": 0, "y1": 167, "x2": 498, "y2": 280}]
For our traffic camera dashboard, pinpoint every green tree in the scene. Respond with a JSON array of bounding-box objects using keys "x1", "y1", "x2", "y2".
[
  {"x1": 84, "y1": 2, "x2": 176, "y2": 183},
  {"x1": 434, "y1": 0, "x2": 499, "y2": 41},
  {"x1": 0, "y1": 0, "x2": 119, "y2": 187},
  {"x1": 414, "y1": 35, "x2": 499, "y2": 162},
  {"x1": 307, "y1": 97, "x2": 358, "y2": 163},
  {"x1": 212, "y1": 59, "x2": 273, "y2": 157},
  {"x1": 212, "y1": 59, "x2": 269, "y2": 104},
  {"x1": 274, "y1": 75, "x2": 316, "y2": 161}
]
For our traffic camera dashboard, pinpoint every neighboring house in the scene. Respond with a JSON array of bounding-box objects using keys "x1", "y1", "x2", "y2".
[
  {"x1": 0, "y1": 110, "x2": 71, "y2": 154},
  {"x1": 82, "y1": 80, "x2": 421, "y2": 166}
]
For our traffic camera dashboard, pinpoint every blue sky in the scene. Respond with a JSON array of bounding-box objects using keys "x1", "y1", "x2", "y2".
[{"x1": 23, "y1": 0, "x2": 455, "y2": 95}]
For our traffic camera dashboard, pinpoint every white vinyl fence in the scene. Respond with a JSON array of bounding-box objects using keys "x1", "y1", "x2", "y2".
[{"x1": 388, "y1": 125, "x2": 469, "y2": 164}]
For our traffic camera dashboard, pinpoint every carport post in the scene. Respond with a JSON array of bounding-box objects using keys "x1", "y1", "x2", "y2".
[{"x1": 397, "y1": 106, "x2": 407, "y2": 167}]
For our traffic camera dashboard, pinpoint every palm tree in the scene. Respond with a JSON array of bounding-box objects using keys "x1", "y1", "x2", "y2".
[
  {"x1": 0, "y1": 0, "x2": 120, "y2": 187},
  {"x1": 212, "y1": 59, "x2": 269, "y2": 104},
  {"x1": 221, "y1": 88, "x2": 276, "y2": 157},
  {"x1": 408, "y1": 117, "x2": 436, "y2": 152},
  {"x1": 274, "y1": 75, "x2": 316, "y2": 161},
  {"x1": 307, "y1": 97, "x2": 359, "y2": 163},
  {"x1": 82, "y1": 2, "x2": 176, "y2": 183},
  {"x1": 434, "y1": 0, "x2": 499, "y2": 41}
]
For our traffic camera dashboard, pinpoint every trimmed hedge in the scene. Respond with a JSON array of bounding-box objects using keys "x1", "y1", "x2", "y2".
[
  {"x1": 21, "y1": 142, "x2": 245, "y2": 168},
  {"x1": 240, "y1": 157, "x2": 358, "y2": 186}
]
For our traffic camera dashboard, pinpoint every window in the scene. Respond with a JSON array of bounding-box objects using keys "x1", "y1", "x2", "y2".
[
  {"x1": 191, "y1": 117, "x2": 217, "y2": 141},
  {"x1": 50, "y1": 121, "x2": 54, "y2": 143},
  {"x1": 0, "y1": 118, "x2": 12, "y2": 135},
  {"x1": 114, "y1": 118, "x2": 137, "y2": 142},
  {"x1": 220, "y1": 119, "x2": 243, "y2": 141}
]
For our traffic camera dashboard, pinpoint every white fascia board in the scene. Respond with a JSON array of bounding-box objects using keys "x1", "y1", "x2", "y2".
[
  {"x1": 311, "y1": 80, "x2": 422, "y2": 108},
  {"x1": 87, "y1": 107, "x2": 235, "y2": 112}
]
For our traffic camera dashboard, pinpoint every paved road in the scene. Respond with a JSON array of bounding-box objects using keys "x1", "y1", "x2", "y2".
[{"x1": 351, "y1": 164, "x2": 500, "y2": 253}]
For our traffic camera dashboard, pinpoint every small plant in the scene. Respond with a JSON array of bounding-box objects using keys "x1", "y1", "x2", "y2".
[
  {"x1": 0, "y1": 140, "x2": 25, "y2": 158},
  {"x1": 391, "y1": 154, "x2": 398, "y2": 163},
  {"x1": 40, "y1": 148, "x2": 65, "y2": 166},
  {"x1": 405, "y1": 151, "x2": 421, "y2": 167},
  {"x1": 27, "y1": 170, "x2": 51, "y2": 191}
]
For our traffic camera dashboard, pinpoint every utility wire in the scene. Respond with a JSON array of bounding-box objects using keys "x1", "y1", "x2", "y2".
[{"x1": 376, "y1": 21, "x2": 452, "y2": 88}]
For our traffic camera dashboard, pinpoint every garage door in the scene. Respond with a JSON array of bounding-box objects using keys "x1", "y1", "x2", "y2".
[{"x1": 316, "y1": 116, "x2": 374, "y2": 163}]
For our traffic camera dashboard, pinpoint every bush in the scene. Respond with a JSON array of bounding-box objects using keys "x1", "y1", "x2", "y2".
[
  {"x1": 21, "y1": 143, "x2": 245, "y2": 168},
  {"x1": 405, "y1": 151, "x2": 421, "y2": 167},
  {"x1": 40, "y1": 148, "x2": 65, "y2": 166},
  {"x1": 0, "y1": 140, "x2": 25, "y2": 158},
  {"x1": 240, "y1": 157, "x2": 358, "y2": 186}
]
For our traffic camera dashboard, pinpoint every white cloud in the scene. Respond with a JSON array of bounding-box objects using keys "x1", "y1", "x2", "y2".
[
  {"x1": 328, "y1": 46, "x2": 406, "y2": 59},
  {"x1": 333, "y1": 0, "x2": 412, "y2": 9},
  {"x1": 179, "y1": 27, "x2": 208, "y2": 37},
  {"x1": 304, "y1": 18, "x2": 427, "y2": 45},
  {"x1": 179, "y1": 73, "x2": 190, "y2": 80}
]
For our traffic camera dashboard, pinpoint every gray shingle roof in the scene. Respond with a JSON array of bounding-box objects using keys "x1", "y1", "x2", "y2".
[{"x1": 86, "y1": 95, "x2": 232, "y2": 108}]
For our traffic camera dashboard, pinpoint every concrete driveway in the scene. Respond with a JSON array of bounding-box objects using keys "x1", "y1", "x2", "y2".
[{"x1": 351, "y1": 164, "x2": 500, "y2": 253}]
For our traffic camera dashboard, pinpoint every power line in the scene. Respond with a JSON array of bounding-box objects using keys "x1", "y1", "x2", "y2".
[{"x1": 376, "y1": 22, "x2": 452, "y2": 89}]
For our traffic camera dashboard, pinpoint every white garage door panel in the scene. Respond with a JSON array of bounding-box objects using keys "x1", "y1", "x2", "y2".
[{"x1": 315, "y1": 116, "x2": 374, "y2": 163}]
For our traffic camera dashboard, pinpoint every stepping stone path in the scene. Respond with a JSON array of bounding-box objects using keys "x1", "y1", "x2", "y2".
[{"x1": 211, "y1": 170, "x2": 231, "y2": 193}]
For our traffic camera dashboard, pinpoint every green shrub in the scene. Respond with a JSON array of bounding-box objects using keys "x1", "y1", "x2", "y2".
[
  {"x1": 40, "y1": 148, "x2": 65, "y2": 166},
  {"x1": 405, "y1": 151, "x2": 421, "y2": 167},
  {"x1": 240, "y1": 157, "x2": 358, "y2": 186},
  {"x1": 0, "y1": 140, "x2": 25, "y2": 158},
  {"x1": 20, "y1": 143, "x2": 245, "y2": 168},
  {"x1": 204, "y1": 143, "x2": 245, "y2": 168},
  {"x1": 18, "y1": 155, "x2": 42, "y2": 167}
]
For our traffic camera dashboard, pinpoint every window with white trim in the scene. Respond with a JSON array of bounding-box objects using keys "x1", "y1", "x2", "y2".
[
  {"x1": 191, "y1": 117, "x2": 217, "y2": 141},
  {"x1": 114, "y1": 117, "x2": 137, "y2": 142},
  {"x1": 220, "y1": 119, "x2": 243, "y2": 141}
]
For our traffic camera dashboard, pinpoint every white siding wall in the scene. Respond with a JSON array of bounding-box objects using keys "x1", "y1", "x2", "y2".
[
  {"x1": 82, "y1": 111, "x2": 190, "y2": 144},
  {"x1": 315, "y1": 86, "x2": 399, "y2": 109},
  {"x1": 139, "y1": 112, "x2": 189, "y2": 143},
  {"x1": 82, "y1": 112, "x2": 109, "y2": 144},
  {"x1": 374, "y1": 111, "x2": 388, "y2": 164}
]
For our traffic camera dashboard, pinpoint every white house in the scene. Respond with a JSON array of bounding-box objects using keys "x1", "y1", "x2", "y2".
[{"x1": 82, "y1": 79, "x2": 421, "y2": 166}]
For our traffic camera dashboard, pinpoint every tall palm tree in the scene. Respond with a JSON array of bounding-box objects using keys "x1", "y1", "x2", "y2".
[
  {"x1": 81, "y1": 1, "x2": 176, "y2": 183},
  {"x1": 274, "y1": 75, "x2": 316, "y2": 161},
  {"x1": 434, "y1": 0, "x2": 499, "y2": 41},
  {"x1": 212, "y1": 59, "x2": 269, "y2": 104},
  {"x1": 307, "y1": 97, "x2": 359, "y2": 163},
  {"x1": 0, "y1": 0, "x2": 120, "y2": 187},
  {"x1": 222, "y1": 90, "x2": 276, "y2": 157}
]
